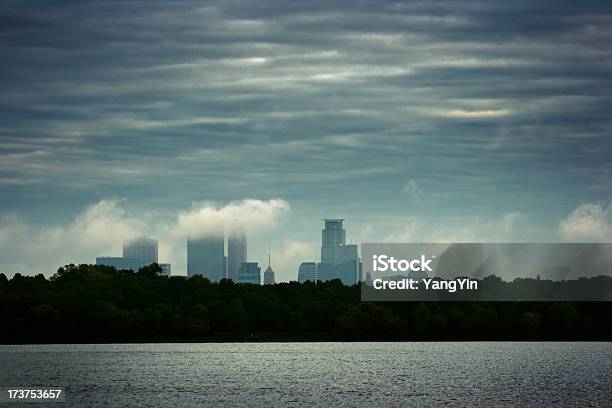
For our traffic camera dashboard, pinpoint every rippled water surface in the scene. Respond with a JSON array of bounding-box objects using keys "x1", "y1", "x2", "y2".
[{"x1": 1, "y1": 342, "x2": 611, "y2": 407}]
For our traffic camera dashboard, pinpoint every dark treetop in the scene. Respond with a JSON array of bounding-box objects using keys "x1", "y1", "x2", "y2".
[{"x1": 1, "y1": 264, "x2": 611, "y2": 343}]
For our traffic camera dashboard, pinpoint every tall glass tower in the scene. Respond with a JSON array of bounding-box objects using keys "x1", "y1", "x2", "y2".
[
  {"x1": 321, "y1": 219, "x2": 346, "y2": 264},
  {"x1": 319, "y1": 219, "x2": 359, "y2": 285},
  {"x1": 227, "y1": 230, "x2": 247, "y2": 282},
  {"x1": 123, "y1": 236, "x2": 158, "y2": 268},
  {"x1": 187, "y1": 235, "x2": 225, "y2": 282}
]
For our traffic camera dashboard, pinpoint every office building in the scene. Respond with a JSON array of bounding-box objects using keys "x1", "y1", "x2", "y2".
[
  {"x1": 321, "y1": 219, "x2": 346, "y2": 264},
  {"x1": 96, "y1": 236, "x2": 170, "y2": 275},
  {"x1": 317, "y1": 219, "x2": 359, "y2": 285},
  {"x1": 227, "y1": 230, "x2": 247, "y2": 282},
  {"x1": 263, "y1": 243, "x2": 275, "y2": 284},
  {"x1": 320, "y1": 219, "x2": 358, "y2": 266},
  {"x1": 298, "y1": 262, "x2": 317, "y2": 283},
  {"x1": 263, "y1": 266, "x2": 275, "y2": 285},
  {"x1": 238, "y1": 262, "x2": 261, "y2": 284},
  {"x1": 187, "y1": 235, "x2": 225, "y2": 282},
  {"x1": 123, "y1": 236, "x2": 158, "y2": 267}
]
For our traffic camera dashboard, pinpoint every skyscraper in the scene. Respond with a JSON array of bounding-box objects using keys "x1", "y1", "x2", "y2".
[
  {"x1": 123, "y1": 236, "x2": 158, "y2": 267},
  {"x1": 96, "y1": 236, "x2": 169, "y2": 273},
  {"x1": 298, "y1": 262, "x2": 317, "y2": 283},
  {"x1": 227, "y1": 230, "x2": 247, "y2": 282},
  {"x1": 187, "y1": 235, "x2": 225, "y2": 282},
  {"x1": 321, "y1": 219, "x2": 346, "y2": 264},
  {"x1": 318, "y1": 219, "x2": 359, "y2": 285},
  {"x1": 263, "y1": 244, "x2": 275, "y2": 285}
]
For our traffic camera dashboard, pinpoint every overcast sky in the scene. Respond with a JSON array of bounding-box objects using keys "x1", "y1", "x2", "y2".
[{"x1": 1, "y1": 0, "x2": 611, "y2": 279}]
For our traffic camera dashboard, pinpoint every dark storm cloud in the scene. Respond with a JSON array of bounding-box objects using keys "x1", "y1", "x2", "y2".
[{"x1": 1, "y1": 0, "x2": 611, "y2": 219}]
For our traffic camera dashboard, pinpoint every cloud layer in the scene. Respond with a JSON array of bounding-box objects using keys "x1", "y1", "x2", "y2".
[
  {"x1": 559, "y1": 203, "x2": 612, "y2": 242},
  {"x1": 176, "y1": 199, "x2": 289, "y2": 238},
  {"x1": 1, "y1": 0, "x2": 610, "y2": 217},
  {"x1": 0, "y1": 198, "x2": 289, "y2": 278},
  {"x1": 3, "y1": 197, "x2": 608, "y2": 280}
]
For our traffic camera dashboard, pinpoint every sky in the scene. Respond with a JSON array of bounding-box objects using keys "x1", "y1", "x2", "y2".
[{"x1": 1, "y1": 0, "x2": 611, "y2": 280}]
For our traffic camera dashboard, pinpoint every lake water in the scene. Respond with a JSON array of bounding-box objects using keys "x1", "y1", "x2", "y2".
[{"x1": 0, "y1": 342, "x2": 610, "y2": 407}]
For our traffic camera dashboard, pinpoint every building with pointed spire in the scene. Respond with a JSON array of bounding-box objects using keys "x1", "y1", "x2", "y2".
[{"x1": 263, "y1": 243, "x2": 276, "y2": 285}]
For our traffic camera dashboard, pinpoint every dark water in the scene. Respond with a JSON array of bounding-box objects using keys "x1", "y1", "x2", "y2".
[{"x1": 1, "y1": 342, "x2": 610, "y2": 407}]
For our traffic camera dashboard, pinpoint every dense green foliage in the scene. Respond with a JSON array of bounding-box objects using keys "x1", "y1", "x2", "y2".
[{"x1": 1, "y1": 264, "x2": 611, "y2": 343}]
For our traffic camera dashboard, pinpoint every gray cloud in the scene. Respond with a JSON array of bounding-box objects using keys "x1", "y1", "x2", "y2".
[
  {"x1": 0, "y1": 198, "x2": 290, "y2": 278},
  {"x1": 559, "y1": 202, "x2": 612, "y2": 242}
]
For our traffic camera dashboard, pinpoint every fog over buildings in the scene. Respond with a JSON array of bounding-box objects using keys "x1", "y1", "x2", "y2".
[
  {"x1": 187, "y1": 235, "x2": 225, "y2": 282},
  {"x1": 228, "y1": 231, "x2": 247, "y2": 282},
  {"x1": 123, "y1": 236, "x2": 158, "y2": 267},
  {"x1": 97, "y1": 236, "x2": 171, "y2": 275},
  {"x1": 186, "y1": 228, "x2": 267, "y2": 284}
]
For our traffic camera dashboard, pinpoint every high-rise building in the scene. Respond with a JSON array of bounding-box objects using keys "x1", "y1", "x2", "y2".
[
  {"x1": 123, "y1": 236, "x2": 158, "y2": 267},
  {"x1": 96, "y1": 236, "x2": 169, "y2": 275},
  {"x1": 321, "y1": 219, "x2": 346, "y2": 264},
  {"x1": 227, "y1": 230, "x2": 247, "y2": 282},
  {"x1": 263, "y1": 266, "x2": 275, "y2": 285},
  {"x1": 238, "y1": 262, "x2": 261, "y2": 284},
  {"x1": 318, "y1": 219, "x2": 359, "y2": 285},
  {"x1": 187, "y1": 235, "x2": 225, "y2": 282},
  {"x1": 298, "y1": 262, "x2": 317, "y2": 283},
  {"x1": 263, "y1": 243, "x2": 275, "y2": 285}
]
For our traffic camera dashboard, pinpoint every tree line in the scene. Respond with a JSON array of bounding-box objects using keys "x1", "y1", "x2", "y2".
[{"x1": 0, "y1": 263, "x2": 611, "y2": 343}]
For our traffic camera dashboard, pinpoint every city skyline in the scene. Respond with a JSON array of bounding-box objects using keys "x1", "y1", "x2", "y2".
[
  {"x1": 2, "y1": 197, "x2": 612, "y2": 281},
  {"x1": 93, "y1": 218, "x2": 359, "y2": 283}
]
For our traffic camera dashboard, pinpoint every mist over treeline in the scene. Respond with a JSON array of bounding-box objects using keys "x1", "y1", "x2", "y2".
[{"x1": 1, "y1": 264, "x2": 611, "y2": 343}]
